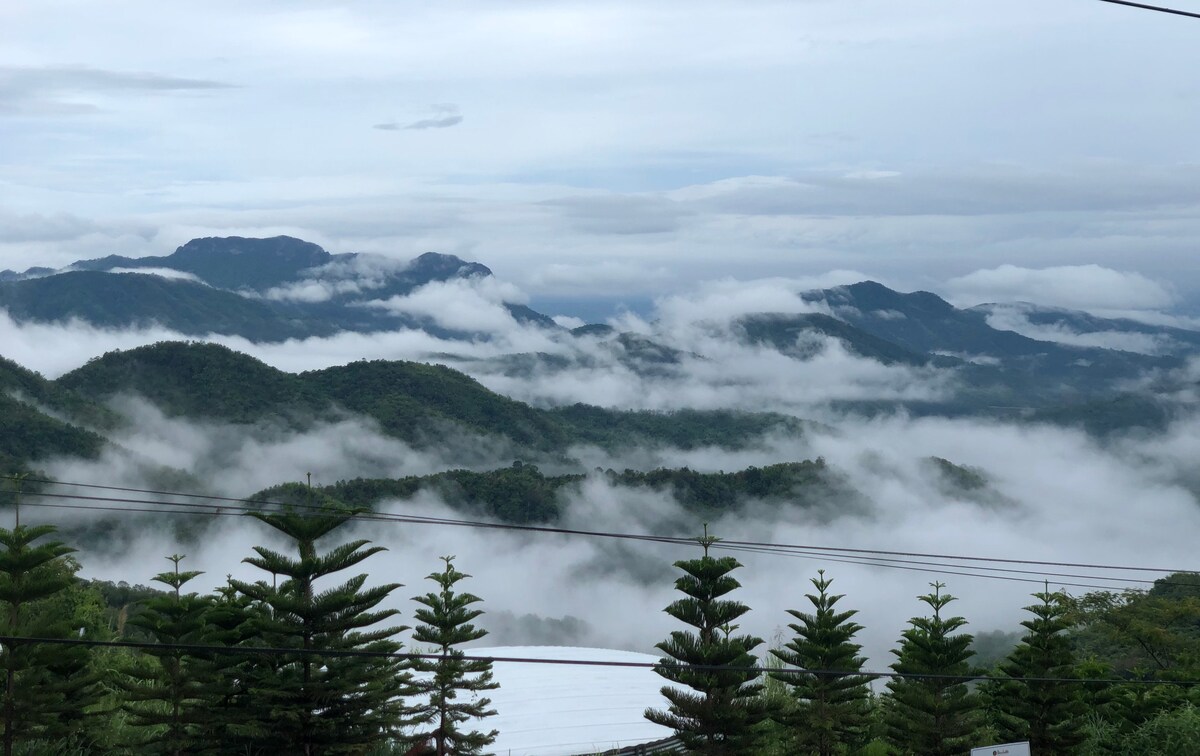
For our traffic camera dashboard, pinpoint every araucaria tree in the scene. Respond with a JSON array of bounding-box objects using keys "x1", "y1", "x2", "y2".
[
  {"x1": 230, "y1": 504, "x2": 412, "y2": 755},
  {"x1": 771, "y1": 570, "x2": 872, "y2": 756},
  {"x1": 987, "y1": 589, "x2": 1087, "y2": 753},
  {"x1": 408, "y1": 555, "x2": 499, "y2": 756},
  {"x1": 118, "y1": 554, "x2": 216, "y2": 755},
  {"x1": 645, "y1": 528, "x2": 767, "y2": 755},
  {"x1": 0, "y1": 520, "x2": 98, "y2": 755},
  {"x1": 884, "y1": 582, "x2": 981, "y2": 756}
]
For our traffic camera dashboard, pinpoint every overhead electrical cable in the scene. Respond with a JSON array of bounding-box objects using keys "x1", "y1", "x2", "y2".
[
  {"x1": 0, "y1": 634, "x2": 1197, "y2": 687},
  {"x1": 1096, "y1": 0, "x2": 1200, "y2": 20},
  {"x1": 5, "y1": 474, "x2": 1197, "y2": 591}
]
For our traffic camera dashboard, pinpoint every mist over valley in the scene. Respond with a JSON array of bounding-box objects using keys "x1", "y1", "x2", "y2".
[{"x1": 3, "y1": 236, "x2": 1199, "y2": 671}]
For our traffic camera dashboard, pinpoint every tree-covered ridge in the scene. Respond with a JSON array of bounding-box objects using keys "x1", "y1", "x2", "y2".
[
  {"x1": 0, "y1": 355, "x2": 113, "y2": 473},
  {"x1": 0, "y1": 271, "x2": 334, "y2": 342},
  {"x1": 51, "y1": 341, "x2": 809, "y2": 455},
  {"x1": 58, "y1": 342, "x2": 330, "y2": 425},
  {"x1": 253, "y1": 459, "x2": 847, "y2": 525},
  {"x1": 547, "y1": 403, "x2": 810, "y2": 450},
  {"x1": 299, "y1": 359, "x2": 571, "y2": 450},
  {"x1": 4, "y1": 234, "x2": 1199, "y2": 431},
  {"x1": 0, "y1": 394, "x2": 106, "y2": 475},
  {"x1": 0, "y1": 356, "x2": 115, "y2": 431}
]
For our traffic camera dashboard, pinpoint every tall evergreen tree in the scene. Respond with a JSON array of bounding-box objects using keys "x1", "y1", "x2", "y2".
[
  {"x1": 987, "y1": 589, "x2": 1087, "y2": 753},
  {"x1": 408, "y1": 555, "x2": 499, "y2": 756},
  {"x1": 230, "y1": 503, "x2": 412, "y2": 755},
  {"x1": 770, "y1": 570, "x2": 872, "y2": 756},
  {"x1": 118, "y1": 554, "x2": 216, "y2": 755},
  {"x1": 884, "y1": 582, "x2": 981, "y2": 756},
  {"x1": 645, "y1": 528, "x2": 767, "y2": 755},
  {"x1": 0, "y1": 517, "x2": 98, "y2": 755}
]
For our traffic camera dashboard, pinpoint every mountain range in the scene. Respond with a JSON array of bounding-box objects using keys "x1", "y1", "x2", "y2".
[
  {"x1": 3, "y1": 235, "x2": 1198, "y2": 446},
  {"x1": 0, "y1": 236, "x2": 553, "y2": 340}
]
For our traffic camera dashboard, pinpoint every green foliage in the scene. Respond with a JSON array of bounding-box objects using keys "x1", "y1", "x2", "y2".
[
  {"x1": 59, "y1": 341, "x2": 329, "y2": 424},
  {"x1": 301, "y1": 359, "x2": 572, "y2": 450},
  {"x1": 0, "y1": 355, "x2": 115, "y2": 431},
  {"x1": 986, "y1": 590, "x2": 1087, "y2": 753},
  {"x1": 771, "y1": 570, "x2": 872, "y2": 756},
  {"x1": 0, "y1": 521, "x2": 101, "y2": 755},
  {"x1": 116, "y1": 554, "x2": 225, "y2": 755},
  {"x1": 1069, "y1": 573, "x2": 1200, "y2": 678},
  {"x1": 609, "y1": 459, "x2": 845, "y2": 514},
  {"x1": 549, "y1": 404, "x2": 809, "y2": 450},
  {"x1": 883, "y1": 583, "x2": 982, "y2": 756},
  {"x1": 229, "y1": 503, "x2": 412, "y2": 754},
  {"x1": 0, "y1": 394, "x2": 105, "y2": 472},
  {"x1": 258, "y1": 458, "x2": 844, "y2": 527},
  {"x1": 50, "y1": 342, "x2": 813, "y2": 464},
  {"x1": 408, "y1": 556, "x2": 499, "y2": 755},
  {"x1": 645, "y1": 531, "x2": 768, "y2": 755}
]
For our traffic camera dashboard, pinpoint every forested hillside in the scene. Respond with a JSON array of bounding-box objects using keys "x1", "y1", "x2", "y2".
[
  {"x1": 253, "y1": 459, "x2": 847, "y2": 525},
  {"x1": 45, "y1": 341, "x2": 808, "y2": 458}
]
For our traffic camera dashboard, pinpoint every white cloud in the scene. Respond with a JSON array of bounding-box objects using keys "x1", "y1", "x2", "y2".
[
  {"x1": 982, "y1": 305, "x2": 1178, "y2": 355},
  {"x1": 106, "y1": 267, "x2": 206, "y2": 283},
  {"x1": 366, "y1": 277, "x2": 531, "y2": 335},
  {"x1": 261, "y1": 278, "x2": 363, "y2": 303},
  {"x1": 551, "y1": 314, "x2": 586, "y2": 330},
  {"x1": 944, "y1": 264, "x2": 1176, "y2": 311},
  {"x1": 652, "y1": 277, "x2": 828, "y2": 327}
]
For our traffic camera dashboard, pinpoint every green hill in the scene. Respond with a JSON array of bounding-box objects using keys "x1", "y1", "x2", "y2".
[
  {"x1": 299, "y1": 359, "x2": 571, "y2": 449},
  {"x1": 0, "y1": 355, "x2": 113, "y2": 472},
  {"x1": 58, "y1": 342, "x2": 330, "y2": 424},
  {"x1": 0, "y1": 394, "x2": 106, "y2": 473},
  {"x1": 53, "y1": 342, "x2": 807, "y2": 455}
]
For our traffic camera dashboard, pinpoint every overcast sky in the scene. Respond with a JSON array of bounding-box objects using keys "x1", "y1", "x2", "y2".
[{"x1": 3, "y1": 0, "x2": 1200, "y2": 315}]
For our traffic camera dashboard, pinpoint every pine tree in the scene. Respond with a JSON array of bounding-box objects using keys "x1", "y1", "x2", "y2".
[
  {"x1": 117, "y1": 554, "x2": 216, "y2": 755},
  {"x1": 884, "y1": 582, "x2": 982, "y2": 756},
  {"x1": 645, "y1": 528, "x2": 767, "y2": 755},
  {"x1": 0, "y1": 518, "x2": 97, "y2": 755},
  {"x1": 230, "y1": 503, "x2": 412, "y2": 755},
  {"x1": 987, "y1": 589, "x2": 1087, "y2": 753},
  {"x1": 771, "y1": 570, "x2": 872, "y2": 756},
  {"x1": 408, "y1": 555, "x2": 499, "y2": 756}
]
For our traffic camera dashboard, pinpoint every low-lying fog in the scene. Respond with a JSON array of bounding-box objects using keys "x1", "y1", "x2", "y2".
[
  {"x1": 36, "y1": 408, "x2": 1200, "y2": 670},
  {"x1": 4, "y1": 273, "x2": 1199, "y2": 669}
]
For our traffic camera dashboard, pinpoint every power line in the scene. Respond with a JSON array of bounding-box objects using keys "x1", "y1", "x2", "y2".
[
  {"x1": 0, "y1": 634, "x2": 1195, "y2": 686},
  {"x1": 5, "y1": 474, "x2": 1197, "y2": 592},
  {"x1": 4, "y1": 473, "x2": 1187, "y2": 572},
  {"x1": 1096, "y1": 0, "x2": 1200, "y2": 20},
  {"x1": 2, "y1": 492, "x2": 1164, "y2": 593}
]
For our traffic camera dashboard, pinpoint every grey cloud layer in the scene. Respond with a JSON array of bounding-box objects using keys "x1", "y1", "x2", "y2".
[
  {"x1": 5, "y1": 0, "x2": 1199, "y2": 302},
  {"x1": 0, "y1": 65, "x2": 234, "y2": 115}
]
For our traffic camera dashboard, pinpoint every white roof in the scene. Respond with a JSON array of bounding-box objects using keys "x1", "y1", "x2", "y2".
[{"x1": 468, "y1": 645, "x2": 675, "y2": 756}]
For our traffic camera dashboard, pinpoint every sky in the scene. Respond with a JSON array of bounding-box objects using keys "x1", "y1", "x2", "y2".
[{"x1": 3, "y1": 0, "x2": 1200, "y2": 318}]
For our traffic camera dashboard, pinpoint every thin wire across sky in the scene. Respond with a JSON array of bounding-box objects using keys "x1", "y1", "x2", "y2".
[{"x1": 4, "y1": 474, "x2": 1197, "y2": 593}]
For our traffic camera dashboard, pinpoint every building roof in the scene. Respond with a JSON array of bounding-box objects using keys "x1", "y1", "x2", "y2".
[{"x1": 470, "y1": 646, "x2": 676, "y2": 756}]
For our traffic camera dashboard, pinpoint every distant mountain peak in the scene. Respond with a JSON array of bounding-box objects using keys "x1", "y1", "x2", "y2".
[
  {"x1": 837, "y1": 281, "x2": 956, "y2": 316},
  {"x1": 409, "y1": 251, "x2": 492, "y2": 279},
  {"x1": 174, "y1": 235, "x2": 330, "y2": 260}
]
